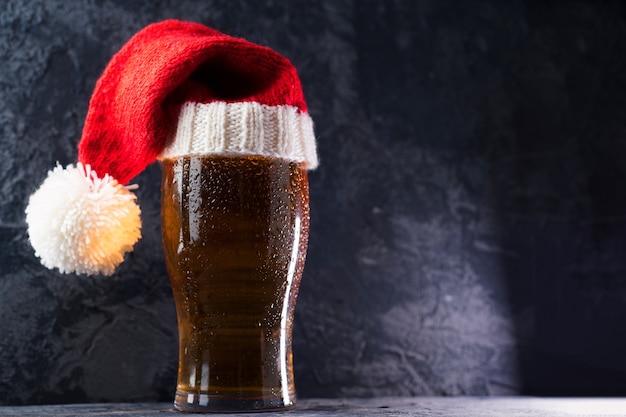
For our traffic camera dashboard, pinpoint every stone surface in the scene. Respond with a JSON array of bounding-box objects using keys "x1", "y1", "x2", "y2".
[
  {"x1": 2, "y1": 398, "x2": 626, "y2": 417},
  {"x1": 2, "y1": 0, "x2": 626, "y2": 405}
]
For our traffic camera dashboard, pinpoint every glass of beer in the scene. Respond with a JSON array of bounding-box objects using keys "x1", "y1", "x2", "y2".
[{"x1": 161, "y1": 153, "x2": 310, "y2": 412}]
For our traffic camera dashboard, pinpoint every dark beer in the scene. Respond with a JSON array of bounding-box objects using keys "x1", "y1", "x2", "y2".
[{"x1": 161, "y1": 154, "x2": 310, "y2": 412}]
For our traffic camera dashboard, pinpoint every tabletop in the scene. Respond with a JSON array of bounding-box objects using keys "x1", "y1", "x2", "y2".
[{"x1": 1, "y1": 397, "x2": 626, "y2": 416}]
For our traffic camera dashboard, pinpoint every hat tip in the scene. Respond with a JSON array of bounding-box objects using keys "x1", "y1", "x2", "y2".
[{"x1": 25, "y1": 163, "x2": 142, "y2": 276}]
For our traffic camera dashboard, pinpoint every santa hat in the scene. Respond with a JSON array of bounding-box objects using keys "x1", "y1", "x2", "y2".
[{"x1": 25, "y1": 20, "x2": 317, "y2": 276}]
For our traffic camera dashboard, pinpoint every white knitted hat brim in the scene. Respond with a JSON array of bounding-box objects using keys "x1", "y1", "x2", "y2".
[{"x1": 159, "y1": 101, "x2": 318, "y2": 169}]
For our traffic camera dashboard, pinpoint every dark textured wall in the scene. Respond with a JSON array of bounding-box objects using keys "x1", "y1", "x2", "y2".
[{"x1": 2, "y1": 0, "x2": 626, "y2": 405}]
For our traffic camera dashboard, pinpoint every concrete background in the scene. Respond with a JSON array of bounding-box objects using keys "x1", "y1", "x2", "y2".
[{"x1": 2, "y1": 0, "x2": 626, "y2": 404}]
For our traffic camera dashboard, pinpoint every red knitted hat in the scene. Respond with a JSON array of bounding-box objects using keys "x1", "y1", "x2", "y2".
[{"x1": 25, "y1": 20, "x2": 317, "y2": 275}]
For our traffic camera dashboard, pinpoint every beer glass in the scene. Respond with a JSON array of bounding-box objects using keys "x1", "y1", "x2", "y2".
[{"x1": 161, "y1": 154, "x2": 309, "y2": 412}]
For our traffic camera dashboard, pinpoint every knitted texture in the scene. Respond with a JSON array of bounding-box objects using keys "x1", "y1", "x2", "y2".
[
  {"x1": 78, "y1": 19, "x2": 315, "y2": 184},
  {"x1": 160, "y1": 102, "x2": 318, "y2": 168},
  {"x1": 26, "y1": 19, "x2": 317, "y2": 275}
]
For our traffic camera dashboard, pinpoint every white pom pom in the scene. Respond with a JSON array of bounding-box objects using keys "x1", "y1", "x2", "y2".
[{"x1": 25, "y1": 163, "x2": 142, "y2": 276}]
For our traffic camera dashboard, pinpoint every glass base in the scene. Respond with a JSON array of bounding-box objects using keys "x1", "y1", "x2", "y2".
[{"x1": 174, "y1": 391, "x2": 295, "y2": 413}]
